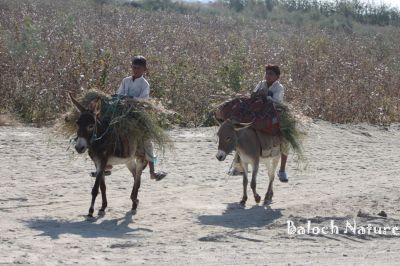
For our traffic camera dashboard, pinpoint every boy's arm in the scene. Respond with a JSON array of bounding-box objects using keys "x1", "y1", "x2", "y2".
[
  {"x1": 116, "y1": 80, "x2": 125, "y2": 95},
  {"x1": 268, "y1": 84, "x2": 284, "y2": 103},
  {"x1": 250, "y1": 81, "x2": 263, "y2": 97},
  {"x1": 137, "y1": 83, "x2": 150, "y2": 100},
  {"x1": 273, "y1": 85, "x2": 284, "y2": 102},
  {"x1": 131, "y1": 83, "x2": 150, "y2": 101}
]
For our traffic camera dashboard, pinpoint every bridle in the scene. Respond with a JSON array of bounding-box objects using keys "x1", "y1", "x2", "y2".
[{"x1": 84, "y1": 111, "x2": 110, "y2": 145}]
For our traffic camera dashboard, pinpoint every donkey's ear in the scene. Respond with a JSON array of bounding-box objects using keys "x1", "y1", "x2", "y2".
[
  {"x1": 232, "y1": 119, "x2": 253, "y2": 131},
  {"x1": 213, "y1": 111, "x2": 223, "y2": 125},
  {"x1": 88, "y1": 97, "x2": 102, "y2": 116},
  {"x1": 94, "y1": 97, "x2": 102, "y2": 116},
  {"x1": 69, "y1": 92, "x2": 85, "y2": 113}
]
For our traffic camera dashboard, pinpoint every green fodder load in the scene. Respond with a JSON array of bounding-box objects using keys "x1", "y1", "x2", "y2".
[
  {"x1": 213, "y1": 96, "x2": 306, "y2": 158},
  {"x1": 59, "y1": 90, "x2": 172, "y2": 152},
  {"x1": 275, "y1": 102, "x2": 306, "y2": 159}
]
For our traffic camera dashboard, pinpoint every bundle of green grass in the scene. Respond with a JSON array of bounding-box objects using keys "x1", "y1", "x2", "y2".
[
  {"x1": 61, "y1": 90, "x2": 172, "y2": 152},
  {"x1": 274, "y1": 102, "x2": 305, "y2": 158}
]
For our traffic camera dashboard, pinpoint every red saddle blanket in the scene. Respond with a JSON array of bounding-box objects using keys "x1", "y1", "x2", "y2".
[{"x1": 215, "y1": 96, "x2": 281, "y2": 135}]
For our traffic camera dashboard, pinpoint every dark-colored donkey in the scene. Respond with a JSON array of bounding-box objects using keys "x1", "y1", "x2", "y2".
[
  {"x1": 216, "y1": 119, "x2": 282, "y2": 205},
  {"x1": 70, "y1": 93, "x2": 147, "y2": 217}
]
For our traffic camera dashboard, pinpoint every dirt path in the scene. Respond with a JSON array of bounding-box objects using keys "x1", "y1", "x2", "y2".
[{"x1": 0, "y1": 121, "x2": 399, "y2": 265}]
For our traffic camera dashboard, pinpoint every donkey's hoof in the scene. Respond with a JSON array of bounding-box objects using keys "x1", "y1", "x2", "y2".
[
  {"x1": 132, "y1": 199, "x2": 139, "y2": 210},
  {"x1": 255, "y1": 194, "x2": 261, "y2": 203},
  {"x1": 264, "y1": 192, "x2": 273, "y2": 203},
  {"x1": 239, "y1": 200, "x2": 246, "y2": 206},
  {"x1": 263, "y1": 199, "x2": 272, "y2": 205},
  {"x1": 88, "y1": 208, "x2": 94, "y2": 217},
  {"x1": 98, "y1": 210, "x2": 106, "y2": 216}
]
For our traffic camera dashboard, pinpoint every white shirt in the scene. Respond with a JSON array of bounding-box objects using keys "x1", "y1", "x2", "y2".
[
  {"x1": 116, "y1": 75, "x2": 150, "y2": 99},
  {"x1": 252, "y1": 80, "x2": 284, "y2": 103}
]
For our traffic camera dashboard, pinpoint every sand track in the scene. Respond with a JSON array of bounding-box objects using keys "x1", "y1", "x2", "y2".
[{"x1": 0, "y1": 121, "x2": 399, "y2": 265}]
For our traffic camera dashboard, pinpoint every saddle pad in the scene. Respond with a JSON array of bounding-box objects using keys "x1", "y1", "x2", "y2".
[{"x1": 216, "y1": 96, "x2": 281, "y2": 135}]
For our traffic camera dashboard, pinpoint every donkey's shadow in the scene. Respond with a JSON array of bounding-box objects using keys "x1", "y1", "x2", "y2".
[
  {"x1": 198, "y1": 203, "x2": 283, "y2": 229},
  {"x1": 23, "y1": 212, "x2": 152, "y2": 239}
]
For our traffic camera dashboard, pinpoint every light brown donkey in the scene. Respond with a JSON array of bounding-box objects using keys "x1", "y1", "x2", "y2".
[{"x1": 216, "y1": 119, "x2": 282, "y2": 206}]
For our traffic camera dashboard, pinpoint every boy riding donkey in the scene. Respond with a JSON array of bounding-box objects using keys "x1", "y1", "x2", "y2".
[
  {"x1": 95, "y1": 56, "x2": 167, "y2": 181},
  {"x1": 228, "y1": 64, "x2": 289, "y2": 182}
]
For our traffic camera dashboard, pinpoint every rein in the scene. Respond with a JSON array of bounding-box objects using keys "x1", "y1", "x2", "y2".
[
  {"x1": 89, "y1": 97, "x2": 122, "y2": 144},
  {"x1": 90, "y1": 114, "x2": 104, "y2": 144}
]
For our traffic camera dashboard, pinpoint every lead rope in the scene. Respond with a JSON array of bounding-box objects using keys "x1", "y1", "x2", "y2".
[{"x1": 90, "y1": 97, "x2": 122, "y2": 144}]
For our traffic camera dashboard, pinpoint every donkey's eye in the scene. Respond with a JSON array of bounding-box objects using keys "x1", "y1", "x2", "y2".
[
  {"x1": 225, "y1": 136, "x2": 231, "y2": 142},
  {"x1": 87, "y1": 124, "x2": 95, "y2": 131}
]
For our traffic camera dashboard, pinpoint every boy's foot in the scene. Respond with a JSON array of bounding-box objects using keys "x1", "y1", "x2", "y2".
[
  {"x1": 278, "y1": 171, "x2": 288, "y2": 182},
  {"x1": 228, "y1": 168, "x2": 243, "y2": 176},
  {"x1": 228, "y1": 163, "x2": 249, "y2": 176},
  {"x1": 150, "y1": 171, "x2": 167, "y2": 181}
]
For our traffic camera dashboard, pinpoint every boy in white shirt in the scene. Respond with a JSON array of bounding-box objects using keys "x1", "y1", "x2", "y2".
[{"x1": 113, "y1": 55, "x2": 167, "y2": 181}]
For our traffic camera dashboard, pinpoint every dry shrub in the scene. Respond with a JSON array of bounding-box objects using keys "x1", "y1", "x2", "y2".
[
  {"x1": 0, "y1": 114, "x2": 18, "y2": 126},
  {"x1": 1, "y1": 0, "x2": 399, "y2": 126}
]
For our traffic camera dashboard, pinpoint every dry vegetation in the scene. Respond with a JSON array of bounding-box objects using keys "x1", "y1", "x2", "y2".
[
  {"x1": 0, "y1": 0, "x2": 399, "y2": 126},
  {"x1": 0, "y1": 113, "x2": 17, "y2": 126}
]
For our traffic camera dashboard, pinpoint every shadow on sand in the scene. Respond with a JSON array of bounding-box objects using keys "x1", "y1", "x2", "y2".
[
  {"x1": 23, "y1": 211, "x2": 152, "y2": 239},
  {"x1": 198, "y1": 203, "x2": 283, "y2": 229}
]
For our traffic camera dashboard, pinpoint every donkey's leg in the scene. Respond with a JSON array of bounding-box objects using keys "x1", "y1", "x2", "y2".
[
  {"x1": 264, "y1": 156, "x2": 280, "y2": 204},
  {"x1": 88, "y1": 176, "x2": 101, "y2": 217},
  {"x1": 126, "y1": 160, "x2": 138, "y2": 211},
  {"x1": 250, "y1": 161, "x2": 261, "y2": 203},
  {"x1": 132, "y1": 158, "x2": 146, "y2": 210},
  {"x1": 89, "y1": 160, "x2": 106, "y2": 217},
  {"x1": 240, "y1": 162, "x2": 249, "y2": 206},
  {"x1": 127, "y1": 157, "x2": 146, "y2": 211},
  {"x1": 98, "y1": 178, "x2": 107, "y2": 216},
  {"x1": 130, "y1": 170, "x2": 141, "y2": 211}
]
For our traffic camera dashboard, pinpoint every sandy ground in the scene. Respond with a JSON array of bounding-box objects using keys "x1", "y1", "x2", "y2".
[{"x1": 1, "y1": 121, "x2": 400, "y2": 265}]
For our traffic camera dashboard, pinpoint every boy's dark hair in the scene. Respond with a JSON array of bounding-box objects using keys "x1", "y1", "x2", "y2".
[
  {"x1": 131, "y1": 55, "x2": 147, "y2": 67},
  {"x1": 265, "y1": 64, "x2": 280, "y2": 77}
]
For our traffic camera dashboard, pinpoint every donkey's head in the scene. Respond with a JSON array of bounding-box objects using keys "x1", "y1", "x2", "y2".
[
  {"x1": 69, "y1": 93, "x2": 102, "y2": 154},
  {"x1": 215, "y1": 119, "x2": 252, "y2": 161}
]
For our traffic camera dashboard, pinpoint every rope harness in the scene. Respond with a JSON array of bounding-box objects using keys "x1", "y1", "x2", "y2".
[{"x1": 90, "y1": 96, "x2": 122, "y2": 144}]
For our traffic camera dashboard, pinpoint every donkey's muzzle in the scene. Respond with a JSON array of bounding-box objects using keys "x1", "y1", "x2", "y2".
[
  {"x1": 75, "y1": 137, "x2": 88, "y2": 154},
  {"x1": 216, "y1": 150, "x2": 226, "y2": 161},
  {"x1": 75, "y1": 145, "x2": 86, "y2": 154}
]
